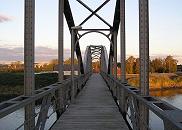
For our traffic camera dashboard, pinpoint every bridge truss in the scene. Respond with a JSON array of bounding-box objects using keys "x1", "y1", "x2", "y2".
[{"x1": 0, "y1": 0, "x2": 182, "y2": 130}]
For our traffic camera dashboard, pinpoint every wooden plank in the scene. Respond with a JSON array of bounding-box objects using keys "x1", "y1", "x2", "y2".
[{"x1": 51, "y1": 74, "x2": 129, "y2": 130}]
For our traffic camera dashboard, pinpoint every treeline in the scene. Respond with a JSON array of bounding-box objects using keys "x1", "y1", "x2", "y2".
[
  {"x1": 118, "y1": 55, "x2": 178, "y2": 74},
  {"x1": 0, "y1": 56, "x2": 178, "y2": 74},
  {"x1": 0, "y1": 58, "x2": 78, "y2": 73}
]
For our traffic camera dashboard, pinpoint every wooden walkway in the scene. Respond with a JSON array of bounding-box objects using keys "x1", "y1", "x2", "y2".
[{"x1": 51, "y1": 74, "x2": 129, "y2": 130}]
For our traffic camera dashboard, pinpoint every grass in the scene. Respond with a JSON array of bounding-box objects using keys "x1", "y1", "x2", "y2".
[
  {"x1": 0, "y1": 72, "x2": 69, "y2": 102},
  {"x1": 125, "y1": 73, "x2": 182, "y2": 90}
]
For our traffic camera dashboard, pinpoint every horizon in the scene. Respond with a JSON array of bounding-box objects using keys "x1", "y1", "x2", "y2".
[{"x1": 0, "y1": 46, "x2": 181, "y2": 65}]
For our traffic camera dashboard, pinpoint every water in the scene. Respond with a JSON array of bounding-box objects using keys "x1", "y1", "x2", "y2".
[
  {"x1": 0, "y1": 106, "x2": 56, "y2": 130},
  {"x1": 149, "y1": 89, "x2": 182, "y2": 130},
  {"x1": 0, "y1": 89, "x2": 182, "y2": 130}
]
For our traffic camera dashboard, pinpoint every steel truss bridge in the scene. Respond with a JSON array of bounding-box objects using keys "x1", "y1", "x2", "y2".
[{"x1": 0, "y1": 0, "x2": 182, "y2": 130}]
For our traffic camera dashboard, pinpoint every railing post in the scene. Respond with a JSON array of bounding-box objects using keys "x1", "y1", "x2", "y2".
[
  {"x1": 139, "y1": 0, "x2": 149, "y2": 130},
  {"x1": 119, "y1": 0, "x2": 126, "y2": 115},
  {"x1": 24, "y1": 0, "x2": 35, "y2": 129},
  {"x1": 56, "y1": 0, "x2": 65, "y2": 118}
]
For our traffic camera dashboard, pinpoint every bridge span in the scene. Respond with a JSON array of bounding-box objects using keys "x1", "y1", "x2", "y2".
[
  {"x1": 0, "y1": 0, "x2": 182, "y2": 130},
  {"x1": 51, "y1": 74, "x2": 129, "y2": 130}
]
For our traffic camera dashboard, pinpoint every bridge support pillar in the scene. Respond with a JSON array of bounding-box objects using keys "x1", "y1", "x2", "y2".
[
  {"x1": 119, "y1": 0, "x2": 126, "y2": 115},
  {"x1": 113, "y1": 31, "x2": 117, "y2": 78},
  {"x1": 139, "y1": 0, "x2": 149, "y2": 130},
  {"x1": 71, "y1": 28, "x2": 75, "y2": 103},
  {"x1": 56, "y1": 0, "x2": 65, "y2": 118},
  {"x1": 24, "y1": 0, "x2": 35, "y2": 129}
]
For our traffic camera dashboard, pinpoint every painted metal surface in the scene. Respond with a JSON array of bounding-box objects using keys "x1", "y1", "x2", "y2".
[{"x1": 24, "y1": 0, "x2": 35, "y2": 129}]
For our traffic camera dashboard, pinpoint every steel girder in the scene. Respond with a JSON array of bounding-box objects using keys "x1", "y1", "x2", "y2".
[
  {"x1": 64, "y1": 0, "x2": 84, "y2": 74},
  {"x1": 108, "y1": 0, "x2": 120, "y2": 74}
]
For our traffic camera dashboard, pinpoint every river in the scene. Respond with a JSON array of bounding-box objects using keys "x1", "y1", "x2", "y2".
[{"x1": 0, "y1": 89, "x2": 182, "y2": 130}]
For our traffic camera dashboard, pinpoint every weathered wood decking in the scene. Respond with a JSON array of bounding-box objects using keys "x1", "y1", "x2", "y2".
[{"x1": 51, "y1": 74, "x2": 129, "y2": 130}]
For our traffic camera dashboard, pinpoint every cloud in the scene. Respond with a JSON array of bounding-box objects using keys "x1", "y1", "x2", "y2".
[
  {"x1": 1, "y1": 46, "x2": 182, "y2": 64},
  {"x1": 0, "y1": 46, "x2": 72, "y2": 63},
  {"x1": 0, "y1": 14, "x2": 12, "y2": 23}
]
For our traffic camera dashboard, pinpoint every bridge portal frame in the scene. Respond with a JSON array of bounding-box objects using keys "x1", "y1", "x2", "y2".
[{"x1": 70, "y1": 28, "x2": 117, "y2": 102}]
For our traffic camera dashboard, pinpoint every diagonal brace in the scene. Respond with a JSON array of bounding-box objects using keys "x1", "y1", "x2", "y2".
[{"x1": 76, "y1": 0, "x2": 112, "y2": 28}]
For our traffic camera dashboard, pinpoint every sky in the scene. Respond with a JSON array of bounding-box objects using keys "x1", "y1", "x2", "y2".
[{"x1": 0, "y1": 0, "x2": 182, "y2": 64}]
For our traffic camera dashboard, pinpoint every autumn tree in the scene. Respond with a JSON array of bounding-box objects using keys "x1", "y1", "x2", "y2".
[
  {"x1": 64, "y1": 58, "x2": 78, "y2": 65},
  {"x1": 150, "y1": 58, "x2": 164, "y2": 73},
  {"x1": 126, "y1": 56, "x2": 136, "y2": 74},
  {"x1": 133, "y1": 58, "x2": 139, "y2": 74},
  {"x1": 164, "y1": 55, "x2": 177, "y2": 73}
]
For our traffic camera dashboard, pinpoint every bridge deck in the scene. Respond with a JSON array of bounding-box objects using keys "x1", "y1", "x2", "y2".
[{"x1": 51, "y1": 74, "x2": 129, "y2": 130}]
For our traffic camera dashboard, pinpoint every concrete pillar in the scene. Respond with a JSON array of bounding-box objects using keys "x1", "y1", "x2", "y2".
[
  {"x1": 57, "y1": 0, "x2": 65, "y2": 118},
  {"x1": 139, "y1": 0, "x2": 149, "y2": 130},
  {"x1": 113, "y1": 31, "x2": 117, "y2": 78},
  {"x1": 24, "y1": 0, "x2": 35, "y2": 129},
  {"x1": 71, "y1": 29, "x2": 75, "y2": 103},
  {"x1": 119, "y1": 0, "x2": 126, "y2": 115}
]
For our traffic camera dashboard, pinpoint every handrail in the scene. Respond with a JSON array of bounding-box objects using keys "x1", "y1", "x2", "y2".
[
  {"x1": 100, "y1": 71, "x2": 182, "y2": 130},
  {"x1": 0, "y1": 72, "x2": 92, "y2": 129}
]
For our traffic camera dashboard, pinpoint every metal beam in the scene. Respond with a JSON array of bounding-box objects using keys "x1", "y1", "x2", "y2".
[
  {"x1": 113, "y1": 0, "x2": 120, "y2": 31},
  {"x1": 64, "y1": 0, "x2": 84, "y2": 74},
  {"x1": 119, "y1": 0, "x2": 126, "y2": 116},
  {"x1": 24, "y1": 0, "x2": 35, "y2": 129},
  {"x1": 113, "y1": 31, "x2": 117, "y2": 78},
  {"x1": 71, "y1": 29, "x2": 75, "y2": 103},
  {"x1": 108, "y1": 0, "x2": 120, "y2": 74},
  {"x1": 79, "y1": 29, "x2": 111, "y2": 31},
  {"x1": 76, "y1": 0, "x2": 112, "y2": 28},
  {"x1": 108, "y1": 43, "x2": 113, "y2": 74},
  {"x1": 139, "y1": 0, "x2": 149, "y2": 130},
  {"x1": 79, "y1": 0, "x2": 110, "y2": 26},
  {"x1": 120, "y1": 0, "x2": 126, "y2": 83},
  {"x1": 56, "y1": 0, "x2": 65, "y2": 118}
]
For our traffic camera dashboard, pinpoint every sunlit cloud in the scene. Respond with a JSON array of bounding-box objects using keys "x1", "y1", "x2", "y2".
[{"x1": 0, "y1": 13, "x2": 12, "y2": 23}]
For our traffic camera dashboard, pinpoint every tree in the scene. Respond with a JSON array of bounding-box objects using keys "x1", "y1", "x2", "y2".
[
  {"x1": 50, "y1": 59, "x2": 58, "y2": 65},
  {"x1": 133, "y1": 58, "x2": 139, "y2": 74},
  {"x1": 164, "y1": 55, "x2": 177, "y2": 73},
  {"x1": 126, "y1": 56, "x2": 136, "y2": 74},
  {"x1": 9, "y1": 61, "x2": 23, "y2": 72},
  {"x1": 150, "y1": 58, "x2": 164, "y2": 73},
  {"x1": 64, "y1": 58, "x2": 78, "y2": 65}
]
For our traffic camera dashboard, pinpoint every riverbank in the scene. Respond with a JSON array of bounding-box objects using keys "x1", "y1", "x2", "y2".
[
  {"x1": 1, "y1": 72, "x2": 182, "y2": 102},
  {"x1": 126, "y1": 73, "x2": 182, "y2": 90},
  {"x1": 0, "y1": 72, "x2": 70, "y2": 102}
]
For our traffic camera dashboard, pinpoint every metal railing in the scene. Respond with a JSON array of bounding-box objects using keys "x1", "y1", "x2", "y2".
[
  {"x1": 0, "y1": 72, "x2": 91, "y2": 130},
  {"x1": 101, "y1": 71, "x2": 182, "y2": 130}
]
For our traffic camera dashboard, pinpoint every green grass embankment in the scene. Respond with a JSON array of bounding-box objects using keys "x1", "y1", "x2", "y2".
[{"x1": 0, "y1": 72, "x2": 70, "y2": 102}]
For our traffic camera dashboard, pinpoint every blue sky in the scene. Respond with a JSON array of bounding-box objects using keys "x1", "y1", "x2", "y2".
[{"x1": 0, "y1": 0, "x2": 182, "y2": 63}]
